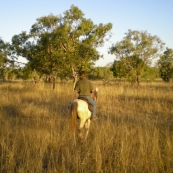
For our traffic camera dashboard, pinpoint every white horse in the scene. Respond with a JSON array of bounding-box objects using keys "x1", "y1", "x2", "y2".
[{"x1": 69, "y1": 89, "x2": 98, "y2": 140}]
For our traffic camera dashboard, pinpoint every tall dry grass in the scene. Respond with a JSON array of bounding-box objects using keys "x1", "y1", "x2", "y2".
[{"x1": 0, "y1": 80, "x2": 173, "y2": 173}]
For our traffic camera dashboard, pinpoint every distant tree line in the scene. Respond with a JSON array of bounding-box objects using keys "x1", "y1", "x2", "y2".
[{"x1": 0, "y1": 5, "x2": 173, "y2": 84}]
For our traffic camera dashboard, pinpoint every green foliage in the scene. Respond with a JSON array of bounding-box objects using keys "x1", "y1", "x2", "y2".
[
  {"x1": 0, "y1": 39, "x2": 9, "y2": 66},
  {"x1": 111, "y1": 60, "x2": 129, "y2": 78},
  {"x1": 111, "y1": 59, "x2": 159, "y2": 82},
  {"x1": 10, "y1": 5, "x2": 112, "y2": 80},
  {"x1": 158, "y1": 48, "x2": 173, "y2": 82},
  {"x1": 109, "y1": 30, "x2": 164, "y2": 84},
  {"x1": 89, "y1": 67, "x2": 114, "y2": 80},
  {"x1": 0, "y1": 39, "x2": 11, "y2": 81},
  {"x1": 16, "y1": 67, "x2": 35, "y2": 80},
  {"x1": 141, "y1": 66, "x2": 159, "y2": 81}
]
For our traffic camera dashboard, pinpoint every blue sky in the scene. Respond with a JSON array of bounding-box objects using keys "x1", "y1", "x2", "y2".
[{"x1": 1, "y1": 0, "x2": 173, "y2": 66}]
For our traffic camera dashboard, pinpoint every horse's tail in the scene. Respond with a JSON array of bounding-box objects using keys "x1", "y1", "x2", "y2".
[{"x1": 70, "y1": 101, "x2": 78, "y2": 136}]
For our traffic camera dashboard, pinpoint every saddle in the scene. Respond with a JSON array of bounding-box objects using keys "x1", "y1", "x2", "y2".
[{"x1": 78, "y1": 97, "x2": 93, "y2": 112}]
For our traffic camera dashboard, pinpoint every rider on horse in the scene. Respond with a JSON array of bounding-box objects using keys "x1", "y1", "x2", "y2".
[{"x1": 74, "y1": 71, "x2": 98, "y2": 120}]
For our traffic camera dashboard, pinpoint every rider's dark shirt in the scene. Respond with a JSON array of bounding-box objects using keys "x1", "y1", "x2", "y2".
[{"x1": 74, "y1": 78, "x2": 94, "y2": 96}]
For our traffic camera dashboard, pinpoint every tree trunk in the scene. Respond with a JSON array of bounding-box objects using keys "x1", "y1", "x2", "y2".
[
  {"x1": 136, "y1": 75, "x2": 140, "y2": 85},
  {"x1": 53, "y1": 76, "x2": 56, "y2": 89}
]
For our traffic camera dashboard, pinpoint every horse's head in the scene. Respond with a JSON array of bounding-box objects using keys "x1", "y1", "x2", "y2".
[{"x1": 90, "y1": 88, "x2": 98, "y2": 102}]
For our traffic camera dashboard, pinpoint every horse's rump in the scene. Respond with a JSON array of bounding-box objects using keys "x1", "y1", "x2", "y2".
[
  {"x1": 78, "y1": 97, "x2": 93, "y2": 112},
  {"x1": 69, "y1": 99, "x2": 92, "y2": 140}
]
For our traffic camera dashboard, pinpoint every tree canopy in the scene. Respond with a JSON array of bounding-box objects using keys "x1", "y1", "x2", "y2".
[
  {"x1": 10, "y1": 5, "x2": 112, "y2": 80},
  {"x1": 109, "y1": 29, "x2": 165, "y2": 84},
  {"x1": 158, "y1": 48, "x2": 173, "y2": 82},
  {"x1": 0, "y1": 39, "x2": 12, "y2": 81}
]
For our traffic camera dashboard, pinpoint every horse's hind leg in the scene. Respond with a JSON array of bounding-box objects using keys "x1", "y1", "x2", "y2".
[
  {"x1": 78, "y1": 119, "x2": 86, "y2": 139},
  {"x1": 84, "y1": 119, "x2": 91, "y2": 139},
  {"x1": 79, "y1": 119, "x2": 86, "y2": 129}
]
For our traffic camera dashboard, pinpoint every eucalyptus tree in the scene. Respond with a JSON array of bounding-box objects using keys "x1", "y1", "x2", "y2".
[
  {"x1": 0, "y1": 39, "x2": 8, "y2": 65},
  {"x1": 158, "y1": 48, "x2": 173, "y2": 82},
  {"x1": 11, "y1": 5, "x2": 112, "y2": 81},
  {"x1": 0, "y1": 38, "x2": 11, "y2": 81},
  {"x1": 109, "y1": 29, "x2": 165, "y2": 84}
]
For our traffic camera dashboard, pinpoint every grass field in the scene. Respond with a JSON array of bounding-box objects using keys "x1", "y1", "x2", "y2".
[{"x1": 0, "y1": 80, "x2": 173, "y2": 173}]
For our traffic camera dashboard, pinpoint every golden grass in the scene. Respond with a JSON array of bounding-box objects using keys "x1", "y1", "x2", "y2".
[{"x1": 0, "y1": 81, "x2": 173, "y2": 173}]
